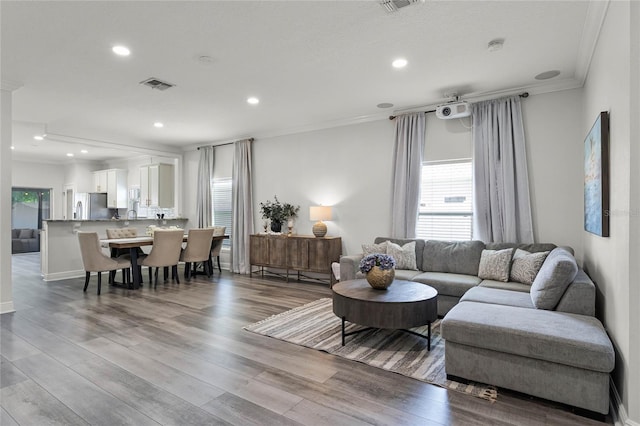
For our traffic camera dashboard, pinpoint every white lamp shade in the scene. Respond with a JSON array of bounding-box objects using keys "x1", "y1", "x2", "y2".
[{"x1": 309, "y1": 206, "x2": 332, "y2": 221}]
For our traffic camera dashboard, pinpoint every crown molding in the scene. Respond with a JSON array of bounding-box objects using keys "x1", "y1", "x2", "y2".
[
  {"x1": 391, "y1": 78, "x2": 584, "y2": 116},
  {"x1": 575, "y1": 0, "x2": 610, "y2": 84},
  {"x1": 1, "y1": 79, "x2": 23, "y2": 92}
]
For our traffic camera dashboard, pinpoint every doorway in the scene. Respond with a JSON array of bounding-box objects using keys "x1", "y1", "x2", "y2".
[{"x1": 11, "y1": 187, "x2": 51, "y2": 253}]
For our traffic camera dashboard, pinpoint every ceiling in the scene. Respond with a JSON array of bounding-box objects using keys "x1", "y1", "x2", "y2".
[{"x1": 2, "y1": 1, "x2": 602, "y2": 163}]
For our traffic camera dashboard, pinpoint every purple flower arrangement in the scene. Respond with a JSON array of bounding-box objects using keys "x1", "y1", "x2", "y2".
[{"x1": 359, "y1": 253, "x2": 396, "y2": 273}]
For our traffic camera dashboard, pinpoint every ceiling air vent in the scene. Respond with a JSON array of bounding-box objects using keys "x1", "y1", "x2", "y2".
[
  {"x1": 380, "y1": 0, "x2": 420, "y2": 13},
  {"x1": 139, "y1": 77, "x2": 175, "y2": 91}
]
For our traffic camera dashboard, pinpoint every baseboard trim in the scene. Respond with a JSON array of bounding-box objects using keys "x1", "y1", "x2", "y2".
[
  {"x1": 42, "y1": 270, "x2": 85, "y2": 281},
  {"x1": 0, "y1": 301, "x2": 15, "y2": 314},
  {"x1": 611, "y1": 378, "x2": 640, "y2": 426}
]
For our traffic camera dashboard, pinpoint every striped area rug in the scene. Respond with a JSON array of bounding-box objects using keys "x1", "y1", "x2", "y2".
[{"x1": 244, "y1": 298, "x2": 497, "y2": 402}]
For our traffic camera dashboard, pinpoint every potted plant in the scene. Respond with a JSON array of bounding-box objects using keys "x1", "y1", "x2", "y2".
[
  {"x1": 359, "y1": 253, "x2": 396, "y2": 289},
  {"x1": 259, "y1": 196, "x2": 300, "y2": 233}
]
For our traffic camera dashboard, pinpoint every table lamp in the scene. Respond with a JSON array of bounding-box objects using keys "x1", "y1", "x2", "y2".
[{"x1": 310, "y1": 206, "x2": 332, "y2": 237}]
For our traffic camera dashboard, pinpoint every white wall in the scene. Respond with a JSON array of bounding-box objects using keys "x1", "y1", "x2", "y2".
[
  {"x1": 12, "y1": 159, "x2": 66, "y2": 220},
  {"x1": 252, "y1": 120, "x2": 395, "y2": 255},
  {"x1": 521, "y1": 89, "x2": 584, "y2": 260},
  {"x1": 581, "y1": 1, "x2": 638, "y2": 422},
  {"x1": 1, "y1": 89, "x2": 15, "y2": 314},
  {"x1": 424, "y1": 114, "x2": 472, "y2": 161},
  {"x1": 64, "y1": 161, "x2": 103, "y2": 193}
]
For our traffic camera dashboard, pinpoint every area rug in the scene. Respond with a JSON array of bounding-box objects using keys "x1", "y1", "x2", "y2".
[{"x1": 244, "y1": 298, "x2": 497, "y2": 402}]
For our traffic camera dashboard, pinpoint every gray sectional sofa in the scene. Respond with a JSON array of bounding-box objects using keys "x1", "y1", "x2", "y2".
[
  {"x1": 339, "y1": 237, "x2": 615, "y2": 415},
  {"x1": 11, "y1": 228, "x2": 40, "y2": 253}
]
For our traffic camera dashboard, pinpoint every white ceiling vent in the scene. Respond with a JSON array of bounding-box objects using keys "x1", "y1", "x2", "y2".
[
  {"x1": 139, "y1": 77, "x2": 175, "y2": 91},
  {"x1": 380, "y1": 0, "x2": 421, "y2": 13}
]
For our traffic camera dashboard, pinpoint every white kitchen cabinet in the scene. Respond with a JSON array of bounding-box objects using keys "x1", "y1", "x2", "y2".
[
  {"x1": 140, "y1": 163, "x2": 174, "y2": 208},
  {"x1": 93, "y1": 169, "x2": 127, "y2": 208},
  {"x1": 106, "y1": 169, "x2": 128, "y2": 208},
  {"x1": 93, "y1": 170, "x2": 108, "y2": 192}
]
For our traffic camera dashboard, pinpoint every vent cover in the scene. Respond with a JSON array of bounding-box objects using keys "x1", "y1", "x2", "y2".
[
  {"x1": 140, "y1": 77, "x2": 175, "y2": 91},
  {"x1": 380, "y1": 0, "x2": 420, "y2": 13}
]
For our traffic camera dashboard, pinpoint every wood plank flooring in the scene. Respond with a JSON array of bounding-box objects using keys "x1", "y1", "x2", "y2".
[{"x1": 1, "y1": 253, "x2": 612, "y2": 425}]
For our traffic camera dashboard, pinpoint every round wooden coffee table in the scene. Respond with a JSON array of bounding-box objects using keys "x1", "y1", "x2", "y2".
[{"x1": 332, "y1": 279, "x2": 438, "y2": 349}]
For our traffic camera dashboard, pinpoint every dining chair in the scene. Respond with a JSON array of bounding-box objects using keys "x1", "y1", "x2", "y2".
[
  {"x1": 179, "y1": 228, "x2": 214, "y2": 281},
  {"x1": 140, "y1": 229, "x2": 184, "y2": 287},
  {"x1": 210, "y1": 226, "x2": 226, "y2": 272},
  {"x1": 77, "y1": 232, "x2": 131, "y2": 295},
  {"x1": 105, "y1": 227, "x2": 143, "y2": 283}
]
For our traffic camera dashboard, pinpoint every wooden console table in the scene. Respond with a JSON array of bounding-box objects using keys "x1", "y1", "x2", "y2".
[{"x1": 249, "y1": 234, "x2": 342, "y2": 285}]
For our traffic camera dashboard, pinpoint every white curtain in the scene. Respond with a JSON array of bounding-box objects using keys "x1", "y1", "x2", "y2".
[
  {"x1": 196, "y1": 146, "x2": 214, "y2": 228},
  {"x1": 391, "y1": 112, "x2": 425, "y2": 238},
  {"x1": 231, "y1": 139, "x2": 254, "y2": 274},
  {"x1": 472, "y1": 96, "x2": 533, "y2": 243}
]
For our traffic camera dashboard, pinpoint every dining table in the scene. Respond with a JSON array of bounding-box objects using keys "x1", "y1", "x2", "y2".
[{"x1": 100, "y1": 234, "x2": 229, "y2": 289}]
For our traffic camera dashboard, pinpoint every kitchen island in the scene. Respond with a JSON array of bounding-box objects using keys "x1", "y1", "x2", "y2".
[{"x1": 41, "y1": 218, "x2": 188, "y2": 281}]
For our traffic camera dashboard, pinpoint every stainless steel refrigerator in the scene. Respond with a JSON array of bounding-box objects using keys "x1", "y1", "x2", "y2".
[{"x1": 74, "y1": 193, "x2": 110, "y2": 220}]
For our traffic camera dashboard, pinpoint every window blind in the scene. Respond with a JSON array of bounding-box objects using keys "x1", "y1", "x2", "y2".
[
  {"x1": 212, "y1": 177, "x2": 232, "y2": 247},
  {"x1": 416, "y1": 160, "x2": 473, "y2": 241}
]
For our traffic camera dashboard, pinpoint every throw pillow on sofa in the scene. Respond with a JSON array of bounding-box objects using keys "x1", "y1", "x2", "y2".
[
  {"x1": 362, "y1": 241, "x2": 388, "y2": 256},
  {"x1": 387, "y1": 241, "x2": 418, "y2": 270},
  {"x1": 510, "y1": 249, "x2": 549, "y2": 285},
  {"x1": 478, "y1": 248, "x2": 514, "y2": 282},
  {"x1": 530, "y1": 247, "x2": 578, "y2": 310}
]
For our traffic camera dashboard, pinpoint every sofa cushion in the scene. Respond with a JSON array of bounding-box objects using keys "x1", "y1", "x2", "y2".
[
  {"x1": 412, "y1": 271, "x2": 481, "y2": 297},
  {"x1": 422, "y1": 240, "x2": 485, "y2": 276},
  {"x1": 387, "y1": 241, "x2": 418, "y2": 270},
  {"x1": 362, "y1": 241, "x2": 387, "y2": 256},
  {"x1": 392, "y1": 269, "x2": 423, "y2": 281},
  {"x1": 510, "y1": 249, "x2": 549, "y2": 285},
  {"x1": 374, "y1": 237, "x2": 425, "y2": 271},
  {"x1": 486, "y1": 242, "x2": 558, "y2": 254},
  {"x1": 478, "y1": 248, "x2": 514, "y2": 282},
  {"x1": 530, "y1": 247, "x2": 578, "y2": 310},
  {"x1": 460, "y1": 286, "x2": 534, "y2": 309},
  {"x1": 441, "y1": 301, "x2": 615, "y2": 373},
  {"x1": 479, "y1": 280, "x2": 531, "y2": 293},
  {"x1": 18, "y1": 229, "x2": 34, "y2": 239}
]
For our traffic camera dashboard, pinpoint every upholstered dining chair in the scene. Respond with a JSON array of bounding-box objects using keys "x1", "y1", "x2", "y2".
[
  {"x1": 77, "y1": 232, "x2": 131, "y2": 295},
  {"x1": 105, "y1": 227, "x2": 144, "y2": 283},
  {"x1": 210, "y1": 226, "x2": 226, "y2": 272},
  {"x1": 140, "y1": 229, "x2": 184, "y2": 287},
  {"x1": 179, "y1": 228, "x2": 214, "y2": 280}
]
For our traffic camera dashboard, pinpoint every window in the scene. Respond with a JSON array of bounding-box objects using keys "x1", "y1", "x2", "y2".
[
  {"x1": 416, "y1": 160, "x2": 473, "y2": 241},
  {"x1": 212, "y1": 178, "x2": 232, "y2": 247}
]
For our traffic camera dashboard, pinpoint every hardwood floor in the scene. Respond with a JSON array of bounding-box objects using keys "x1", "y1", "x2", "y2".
[{"x1": 2, "y1": 253, "x2": 612, "y2": 425}]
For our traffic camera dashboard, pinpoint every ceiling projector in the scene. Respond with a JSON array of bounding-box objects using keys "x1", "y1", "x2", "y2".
[{"x1": 436, "y1": 101, "x2": 471, "y2": 119}]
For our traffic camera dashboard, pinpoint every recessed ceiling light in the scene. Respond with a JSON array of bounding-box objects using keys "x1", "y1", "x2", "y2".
[
  {"x1": 377, "y1": 103, "x2": 394, "y2": 108},
  {"x1": 10, "y1": 146, "x2": 15, "y2": 150},
  {"x1": 66, "y1": 153, "x2": 74, "y2": 157},
  {"x1": 112, "y1": 45, "x2": 130, "y2": 56},
  {"x1": 81, "y1": 149, "x2": 88, "y2": 154},
  {"x1": 33, "y1": 135, "x2": 44, "y2": 141},
  {"x1": 535, "y1": 70, "x2": 561, "y2": 80},
  {"x1": 392, "y1": 58, "x2": 408, "y2": 68},
  {"x1": 153, "y1": 122, "x2": 164, "y2": 128},
  {"x1": 247, "y1": 97, "x2": 260, "y2": 105}
]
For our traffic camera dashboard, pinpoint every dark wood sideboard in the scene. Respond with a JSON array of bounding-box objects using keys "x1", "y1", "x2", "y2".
[{"x1": 249, "y1": 234, "x2": 342, "y2": 285}]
